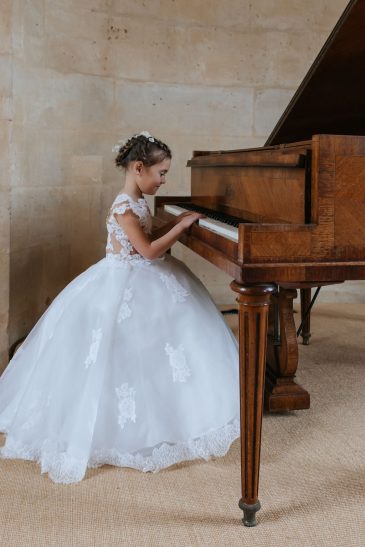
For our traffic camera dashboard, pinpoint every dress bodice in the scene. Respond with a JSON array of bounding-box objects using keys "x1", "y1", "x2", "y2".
[{"x1": 105, "y1": 193, "x2": 152, "y2": 263}]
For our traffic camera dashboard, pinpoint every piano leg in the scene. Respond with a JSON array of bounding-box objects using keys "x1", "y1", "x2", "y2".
[
  {"x1": 231, "y1": 282, "x2": 275, "y2": 527},
  {"x1": 265, "y1": 287, "x2": 310, "y2": 412}
]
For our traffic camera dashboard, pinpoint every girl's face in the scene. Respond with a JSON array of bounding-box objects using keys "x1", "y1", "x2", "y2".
[{"x1": 136, "y1": 158, "x2": 171, "y2": 195}]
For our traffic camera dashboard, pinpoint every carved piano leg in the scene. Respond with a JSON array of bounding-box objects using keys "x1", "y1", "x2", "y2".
[
  {"x1": 231, "y1": 282, "x2": 275, "y2": 527},
  {"x1": 265, "y1": 287, "x2": 310, "y2": 412},
  {"x1": 300, "y1": 288, "x2": 311, "y2": 345}
]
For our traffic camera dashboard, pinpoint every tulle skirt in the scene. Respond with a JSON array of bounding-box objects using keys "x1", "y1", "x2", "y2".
[{"x1": 0, "y1": 254, "x2": 240, "y2": 483}]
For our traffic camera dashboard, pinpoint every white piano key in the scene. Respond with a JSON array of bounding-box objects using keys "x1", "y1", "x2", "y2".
[
  {"x1": 163, "y1": 204, "x2": 238, "y2": 242},
  {"x1": 198, "y1": 217, "x2": 238, "y2": 242},
  {"x1": 164, "y1": 204, "x2": 187, "y2": 216}
]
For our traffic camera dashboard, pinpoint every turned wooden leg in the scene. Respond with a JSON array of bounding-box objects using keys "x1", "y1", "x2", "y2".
[
  {"x1": 300, "y1": 288, "x2": 312, "y2": 345},
  {"x1": 265, "y1": 287, "x2": 310, "y2": 412},
  {"x1": 231, "y1": 282, "x2": 275, "y2": 527}
]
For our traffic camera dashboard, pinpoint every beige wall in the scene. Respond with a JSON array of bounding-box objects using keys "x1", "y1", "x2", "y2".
[
  {"x1": 1, "y1": 0, "x2": 356, "y2": 371},
  {"x1": 0, "y1": 0, "x2": 12, "y2": 368}
]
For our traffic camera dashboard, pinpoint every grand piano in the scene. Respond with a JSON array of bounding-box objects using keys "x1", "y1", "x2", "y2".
[{"x1": 154, "y1": 0, "x2": 365, "y2": 526}]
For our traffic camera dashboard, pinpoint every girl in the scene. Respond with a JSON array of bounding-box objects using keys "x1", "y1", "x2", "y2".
[{"x1": 0, "y1": 132, "x2": 240, "y2": 484}]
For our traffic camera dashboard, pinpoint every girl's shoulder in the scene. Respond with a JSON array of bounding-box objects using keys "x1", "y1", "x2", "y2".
[
  {"x1": 113, "y1": 192, "x2": 146, "y2": 205},
  {"x1": 111, "y1": 192, "x2": 149, "y2": 217}
]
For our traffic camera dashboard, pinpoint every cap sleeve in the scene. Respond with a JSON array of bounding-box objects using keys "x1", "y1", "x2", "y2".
[
  {"x1": 112, "y1": 200, "x2": 133, "y2": 216},
  {"x1": 111, "y1": 194, "x2": 142, "y2": 218}
]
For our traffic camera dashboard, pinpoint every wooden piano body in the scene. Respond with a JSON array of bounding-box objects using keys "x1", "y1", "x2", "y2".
[
  {"x1": 154, "y1": 0, "x2": 365, "y2": 526},
  {"x1": 156, "y1": 134, "x2": 365, "y2": 408},
  {"x1": 157, "y1": 134, "x2": 365, "y2": 282}
]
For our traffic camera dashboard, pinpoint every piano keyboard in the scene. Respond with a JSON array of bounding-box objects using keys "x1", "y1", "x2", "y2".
[{"x1": 164, "y1": 203, "x2": 240, "y2": 242}]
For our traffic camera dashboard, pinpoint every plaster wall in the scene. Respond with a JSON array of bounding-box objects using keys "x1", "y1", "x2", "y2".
[
  {"x1": 1, "y1": 0, "x2": 358, "y2": 371},
  {"x1": 0, "y1": 0, "x2": 12, "y2": 368}
]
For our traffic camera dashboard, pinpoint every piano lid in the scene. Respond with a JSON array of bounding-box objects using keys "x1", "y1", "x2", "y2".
[{"x1": 266, "y1": 0, "x2": 365, "y2": 146}]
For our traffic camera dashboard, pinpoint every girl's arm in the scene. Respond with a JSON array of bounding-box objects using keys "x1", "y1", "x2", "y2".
[
  {"x1": 114, "y1": 210, "x2": 203, "y2": 260},
  {"x1": 151, "y1": 212, "x2": 194, "y2": 240},
  {"x1": 151, "y1": 219, "x2": 177, "y2": 240}
]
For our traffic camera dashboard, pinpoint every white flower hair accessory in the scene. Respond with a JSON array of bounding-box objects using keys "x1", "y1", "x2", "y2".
[
  {"x1": 112, "y1": 139, "x2": 127, "y2": 153},
  {"x1": 138, "y1": 131, "x2": 155, "y2": 142},
  {"x1": 112, "y1": 131, "x2": 155, "y2": 153}
]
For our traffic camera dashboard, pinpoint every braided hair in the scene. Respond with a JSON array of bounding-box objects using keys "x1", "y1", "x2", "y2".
[{"x1": 115, "y1": 132, "x2": 171, "y2": 169}]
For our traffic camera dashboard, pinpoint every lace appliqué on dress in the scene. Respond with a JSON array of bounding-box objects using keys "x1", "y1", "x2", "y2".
[
  {"x1": 105, "y1": 193, "x2": 152, "y2": 265},
  {"x1": 117, "y1": 303, "x2": 131, "y2": 322},
  {"x1": 165, "y1": 343, "x2": 191, "y2": 383},
  {"x1": 117, "y1": 288, "x2": 133, "y2": 323},
  {"x1": 159, "y1": 273, "x2": 189, "y2": 303},
  {"x1": 84, "y1": 328, "x2": 103, "y2": 369},
  {"x1": 115, "y1": 383, "x2": 136, "y2": 430},
  {"x1": 112, "y1": 197, "x2": 152, "y2": 234}
]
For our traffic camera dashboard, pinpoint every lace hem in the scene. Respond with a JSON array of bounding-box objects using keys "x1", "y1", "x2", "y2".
[{"x1": 0, "y1": 419, "x2": 240, "y2": 484}]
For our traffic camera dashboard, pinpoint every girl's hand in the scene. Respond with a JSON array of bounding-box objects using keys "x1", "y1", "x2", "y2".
[
  {"x1": 177, "y1": 212, "x2": 205, "y2": 231},
  {"x1": 173, "y1": 211, "x2": 196, "y2": 225},
  {"x1": 115, "y1": 209, "x2": 204, "y2": 260}
]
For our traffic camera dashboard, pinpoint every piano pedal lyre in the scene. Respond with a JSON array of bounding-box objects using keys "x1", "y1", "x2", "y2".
[{"x1": 265, "y1": 286, "x2": 310, "y2": 412}]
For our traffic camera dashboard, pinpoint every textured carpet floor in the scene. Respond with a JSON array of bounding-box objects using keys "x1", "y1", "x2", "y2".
[{"x1": 0, "y1": 303, "x2": 364, "y2": 546}]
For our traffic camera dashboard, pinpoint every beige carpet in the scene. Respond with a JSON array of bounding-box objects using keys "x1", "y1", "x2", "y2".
[{"x1": 0, "y1": 303, "x2": 364, "y2": 547}]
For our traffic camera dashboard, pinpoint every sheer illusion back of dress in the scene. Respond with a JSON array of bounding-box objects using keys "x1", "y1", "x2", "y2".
[{"x1": 105, "y1": 193, "x2": 152, "y2": 263}]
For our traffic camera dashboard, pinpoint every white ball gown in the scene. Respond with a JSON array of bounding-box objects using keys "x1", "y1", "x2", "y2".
[{"x1": 0, "y1": 192, "x2": 240, "y2": 483}]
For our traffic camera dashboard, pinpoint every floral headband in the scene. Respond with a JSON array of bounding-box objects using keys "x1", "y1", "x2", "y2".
[{"x1": 112, "y1": 131, "x2": 155, "y2": 153}]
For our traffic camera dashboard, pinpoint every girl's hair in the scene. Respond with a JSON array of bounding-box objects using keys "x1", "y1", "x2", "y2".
[{"x1": 115, "y1": 133, "x2": 171, "y2": 169}]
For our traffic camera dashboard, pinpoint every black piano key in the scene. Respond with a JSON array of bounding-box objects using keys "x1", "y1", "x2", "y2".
[{"x1": 174, "y1": 202, "x2": 248, "y2": 227}]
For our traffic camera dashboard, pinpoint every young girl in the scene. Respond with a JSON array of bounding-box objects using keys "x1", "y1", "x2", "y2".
[{"x1": 0, "y1": 132, "x2": 240, "y2": 484}]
